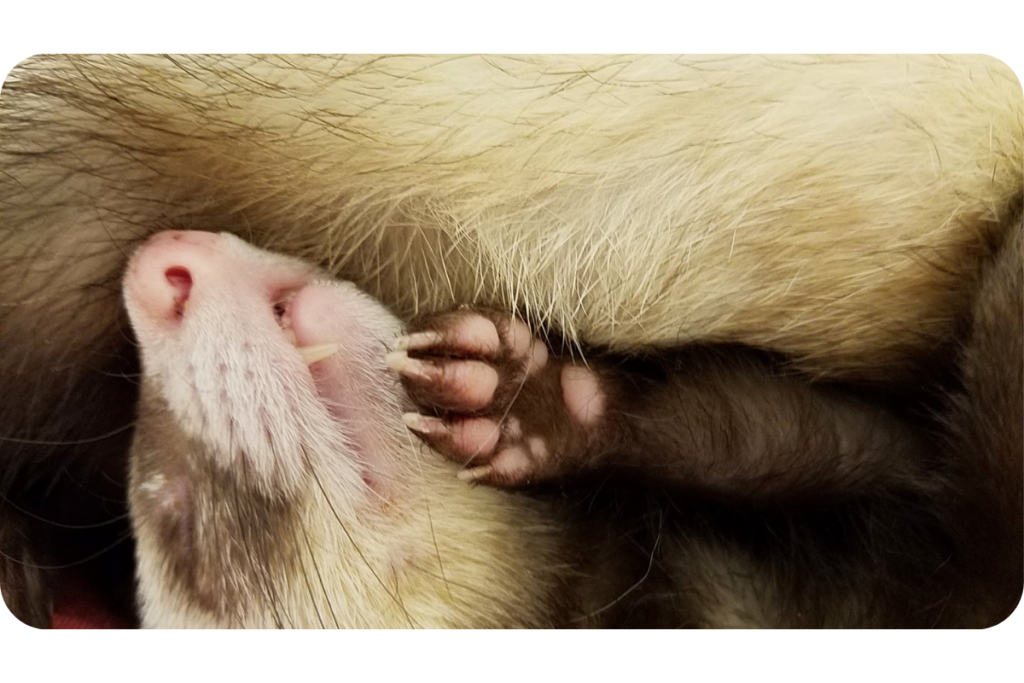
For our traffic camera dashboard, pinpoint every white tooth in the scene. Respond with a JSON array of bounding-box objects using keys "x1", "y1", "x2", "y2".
[{"x1": 297, "y1": 344, "x2": 339, "y2": 365}]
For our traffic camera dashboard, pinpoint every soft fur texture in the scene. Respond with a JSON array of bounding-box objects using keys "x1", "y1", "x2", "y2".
[
  {"x1": 123, "y1": 228, "x2": 1022, "y2": 628},
  {"x1": 0, "y1": 55, "x2": 1021, "y2": 627}
]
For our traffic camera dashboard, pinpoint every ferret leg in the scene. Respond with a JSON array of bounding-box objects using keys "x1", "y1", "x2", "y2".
[{"x1": 390, "y1": 310, "x2": 931, "y2": 499}]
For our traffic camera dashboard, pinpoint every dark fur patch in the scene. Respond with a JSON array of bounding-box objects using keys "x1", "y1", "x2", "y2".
[{"x1": 130, "y1": 383, "x2": 305, "y2": 624}]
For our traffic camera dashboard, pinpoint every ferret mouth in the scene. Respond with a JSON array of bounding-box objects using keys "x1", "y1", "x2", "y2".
[
  {"x1": 257, "y1": 285, "x2": 357, "y2": 441},
  {"x1": 263, "y1": 280, "x2": 406, "y2": 496},
  {"x1": 273, "y1": 288, "x2": 362, "y2": 442},
  {"x1": 273, "y1": 288, "x2": 342, "y2": 369},
  {"x1": 291, "y1": 336, "x2": 341, "y2": 368}
]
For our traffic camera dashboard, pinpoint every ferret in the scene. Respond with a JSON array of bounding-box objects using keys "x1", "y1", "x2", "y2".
[
  {"x1": 124, "y1": 229, "x2": 1021, "y2": 628},
  {"x1": 1, "y1": 55, "x2": 1021, "y2": 626}
]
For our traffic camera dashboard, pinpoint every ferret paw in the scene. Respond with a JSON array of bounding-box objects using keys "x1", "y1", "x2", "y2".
[{"x1": 387, "y1": 309, "x2": 569, "y2": 487}]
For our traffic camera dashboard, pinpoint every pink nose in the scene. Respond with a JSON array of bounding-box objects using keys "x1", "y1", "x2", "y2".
[{"x1": 126, "y1": 230, "x2": 224, "y2": 324}]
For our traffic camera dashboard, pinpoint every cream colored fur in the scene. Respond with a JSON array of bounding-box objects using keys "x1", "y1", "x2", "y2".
[
  {"x1": 1, "y1": 55, "x2": 1021, "y2": 628},
  {"x1": 3, "y1": 55, "x2": 1021, "y2": 381}
]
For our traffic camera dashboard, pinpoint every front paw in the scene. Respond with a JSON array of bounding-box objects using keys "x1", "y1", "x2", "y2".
[{"x1": 386, "y1": 309, "x2": 562, "y2": 487}]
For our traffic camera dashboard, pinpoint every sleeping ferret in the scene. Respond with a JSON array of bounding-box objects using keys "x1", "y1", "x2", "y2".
[
  {"x1": 2, "y1": 55, "x2": 1020, "y2": 626},
  {"x1": 123, "y1": 228, "x2": 1022, "y2": 627}
]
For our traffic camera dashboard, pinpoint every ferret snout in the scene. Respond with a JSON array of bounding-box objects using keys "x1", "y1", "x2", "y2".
[
  {"x1": 124, "y1": 230, "x2": 316, "y2": 338},
  {"x1": 126, "y1": 230, "x2": 231, "y2": 325}
]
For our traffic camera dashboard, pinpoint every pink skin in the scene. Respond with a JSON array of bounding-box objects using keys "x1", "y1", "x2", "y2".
[
  {"x1": 560, "y1": 366, "x2": 604, "y2": 426},
  {"x1": 123, "y1": 230, "x2": 406, "y2": 502}
]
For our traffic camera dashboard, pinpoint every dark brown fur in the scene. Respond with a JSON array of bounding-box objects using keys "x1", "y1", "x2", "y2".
[{"x1": 399, "y1": 244, "x2": 1022, "y2": 626}]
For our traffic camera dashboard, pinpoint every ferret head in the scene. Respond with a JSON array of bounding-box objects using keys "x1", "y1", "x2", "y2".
[{"x1": 123, "y1": 231, "x2": 570, "y2": 628}]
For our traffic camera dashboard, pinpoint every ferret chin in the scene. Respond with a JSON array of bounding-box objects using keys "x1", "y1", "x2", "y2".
[{"x1": 124, "y1": 230, "x2": 601, "y2": 629}]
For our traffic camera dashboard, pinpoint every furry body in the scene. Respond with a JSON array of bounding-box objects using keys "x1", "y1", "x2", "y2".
[
  {"x1": 125, "y1": 229, "x2": 1022, "y2": 628},
  {"x1": 0, "y1": 55, "x2": 1021, "y2": 626}
]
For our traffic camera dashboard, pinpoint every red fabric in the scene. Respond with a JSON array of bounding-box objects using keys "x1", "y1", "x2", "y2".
[{"x1": 51, "y1": 575, "x2": 133, "y2": 629}]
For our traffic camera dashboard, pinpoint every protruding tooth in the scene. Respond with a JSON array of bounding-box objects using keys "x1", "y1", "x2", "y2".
[
  {"x1": 394, "y1": 331, "x2": 443, "y2": 351},
  {"x1": 402, "y1": 412, "x2": 448, "y2": 436},
  {"x1": 297, "y1": 344, "x2": 339, "y2": 366}
]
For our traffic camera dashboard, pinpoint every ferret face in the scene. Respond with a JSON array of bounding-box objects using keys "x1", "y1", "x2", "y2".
[
  {"x1": 123, "y1": 231, "x2": 432, "y2": 627},
  {"x1": 125, "y1": 231, "x2": 406, "y2": 495},
  {"x1": 124, "y1": 231, "x2": 579, "y2": 629}
]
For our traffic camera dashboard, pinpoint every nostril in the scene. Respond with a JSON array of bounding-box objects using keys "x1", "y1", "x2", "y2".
[
  {"x1": 165, "y1": 266, "x2": 192, "y2": 290},
  {"x1": 164, "y1": 266, "x2": 193, "y2": 319}
]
